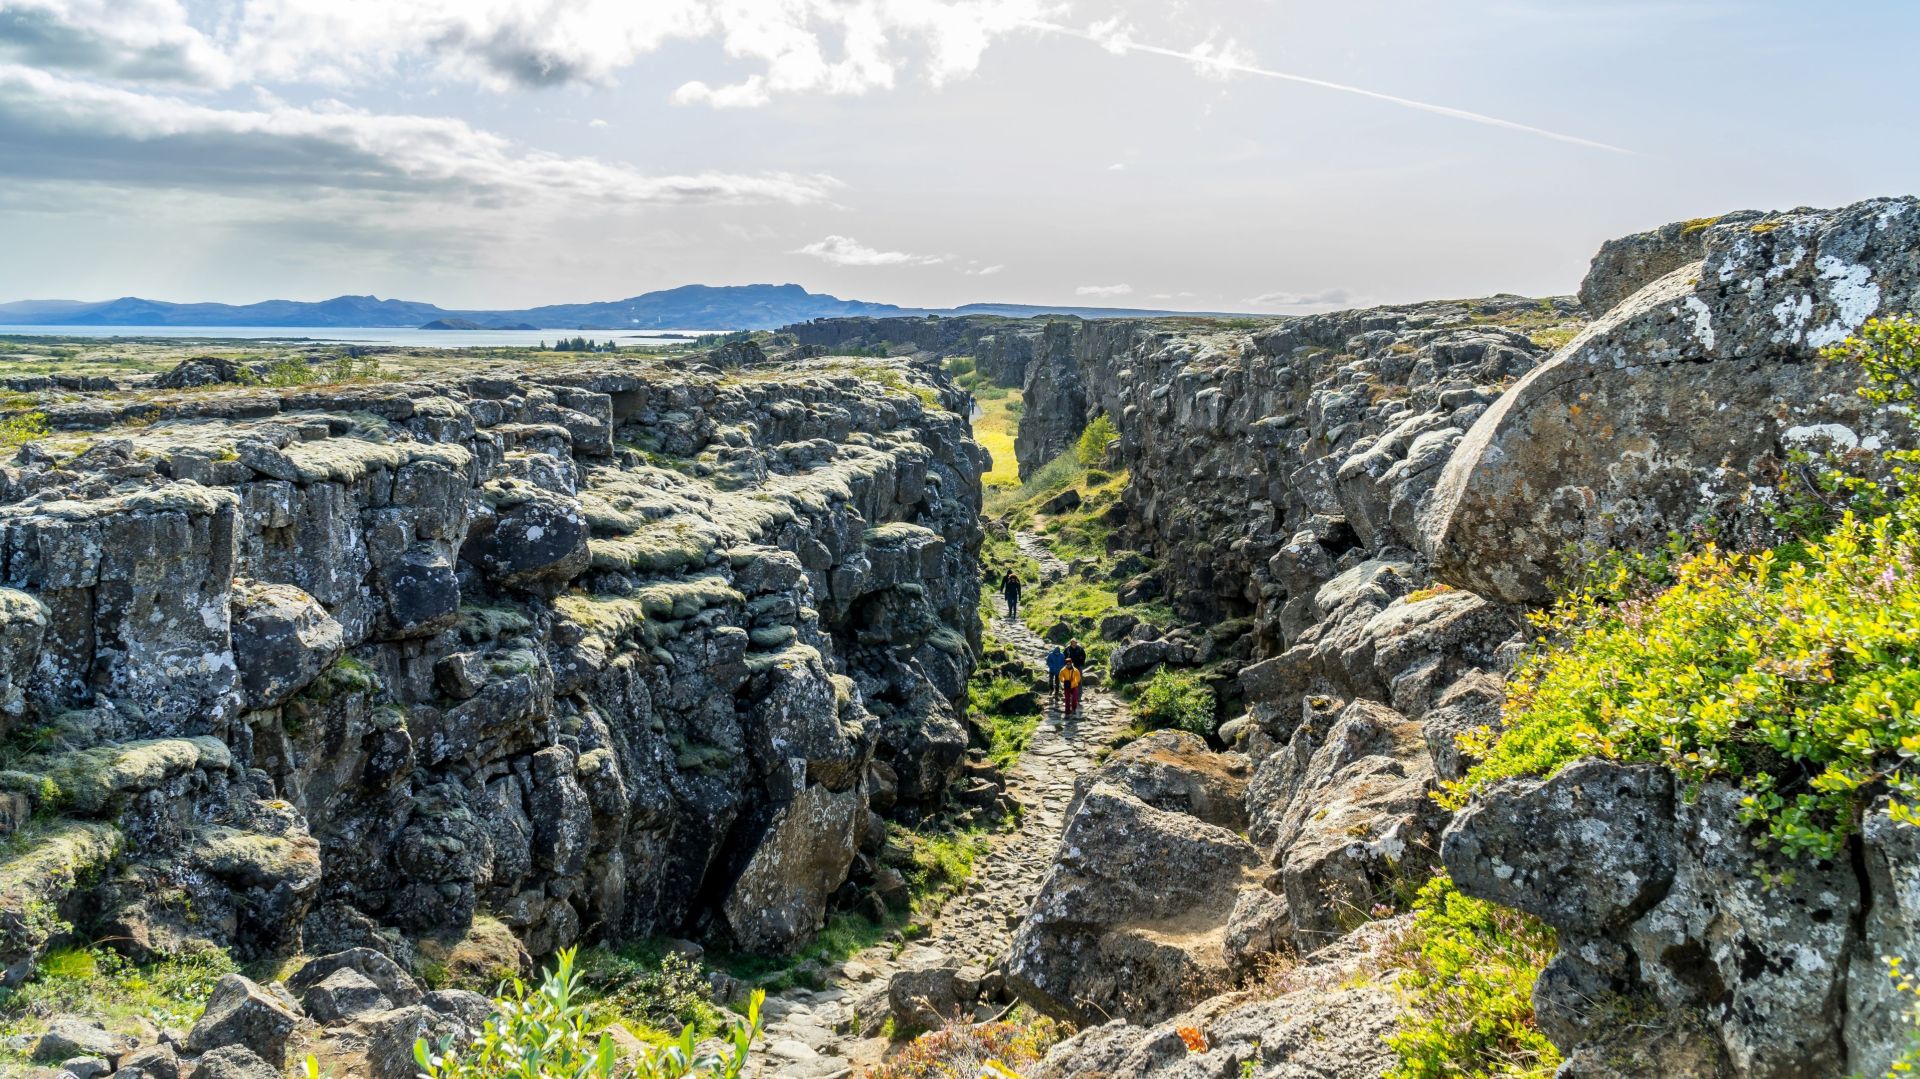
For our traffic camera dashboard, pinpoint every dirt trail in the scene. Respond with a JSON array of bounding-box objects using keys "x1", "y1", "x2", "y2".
[{"x1": 749, "y1": 532, "x2": 1130, "y2": 1079}]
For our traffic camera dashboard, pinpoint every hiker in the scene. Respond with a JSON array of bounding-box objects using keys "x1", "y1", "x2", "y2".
[
  {"x1": 1060, "y1": 656, "x2": 1083, "y2": 717},
  {"x1": 1002, "y1": 570, "x2": 1022, "y2": 620},
  {"x1": 1066, "y1": 638, "x2": 1086, "y2": 671},
  {"x1": 1045, "y1": 644, "x2": 1067, "y2": 700}
]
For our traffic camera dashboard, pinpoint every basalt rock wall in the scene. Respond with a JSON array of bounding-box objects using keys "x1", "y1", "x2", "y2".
[{"x1": 0, "y1": 354, "x2": 984, "y2": 983}]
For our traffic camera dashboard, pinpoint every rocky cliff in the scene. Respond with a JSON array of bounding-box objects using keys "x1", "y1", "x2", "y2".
[
  {"x1": 0, "y1": 351, "x2": 985, "y2": 995},
  {"x1": 790, "y1": 195, "x2": 1920, "y2": 1078}
]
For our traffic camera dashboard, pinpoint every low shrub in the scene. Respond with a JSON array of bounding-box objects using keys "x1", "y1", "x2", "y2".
[
  {"x1": 1076, "y1": 413, "x2": 1119, "y2": 468},
  {"x1": 1385, "y1": 876, "x2": 1561, "y2": 1079},
  {"x1": 415, "y1": 948, "x2": 762, "y2": 1079},
  {"x1": 0, "y1": 411, "x2": 50, "y2": 448},
  {"x1": 868, "y1": 1015, "x2": 1066, "y2": 1079},
  {"x1": 0, "y1": 945, "x2": 237, "y2": 1053},
  {"x1": 1132, "y1": 668, "x2": 1215, "y2": 737}
]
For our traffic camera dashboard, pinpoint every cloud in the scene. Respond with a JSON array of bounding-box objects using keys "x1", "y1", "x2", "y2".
[
  {"x1": 0, "y1": 0, "x2": 230, "y2": 84},
  {"x1": 1024, "y1": 19, "x2": 1632, "y2": 153},
  {"x1": 967, "y1": 264, "x2": 1005, "y2": 276},
  {"x1": 1076, "y1": 283, "x2": 1132, "y2": 297},
  {"x1": 588, "y1": 118, "x2": 609, "y2": 128},
  {"x1": 1107, "y1": 162, "x2": 1125, "y2": 171},
  {"x1": 219, "y1": 0, "x2": 1058, "y2": 102},
  {"x1": 1246, "y1": 287, "x2": 1354, "y2": 309},
  {"x1": 0, "y1": 63, "x2": 840, "y2": 207},
  {"x1": 792, "y1": 235, "x2": 941, "y2": 267}
]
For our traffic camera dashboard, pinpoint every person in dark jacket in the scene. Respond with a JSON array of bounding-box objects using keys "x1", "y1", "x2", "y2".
[
  {"x1": 1066, "y1": 639, "x2": 1087, "y2": 671},
  {"x1": 1045, "y1": 645, "x2": 1067, "y2": 700},
  {"x1": 1002, "y1": 571, "x2": 1022, "y2": 620}
]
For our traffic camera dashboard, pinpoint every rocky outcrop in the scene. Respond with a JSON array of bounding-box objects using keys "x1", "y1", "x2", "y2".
[
  {"x1": 1007, "y1": 773, "x2": 1261, "y2": 1025},
  {"x1": 1427, "y1": 198, "x2": 1920, "y2": 603},
  {"x1": 1443, "y1": 758, "x2": 1914, "y2": 1078},
  {"x1": 0, "y1": 352, "x2": 984, "y2": 983}
]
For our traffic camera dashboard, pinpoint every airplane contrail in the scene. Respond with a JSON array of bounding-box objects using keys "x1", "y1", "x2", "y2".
[{"x1": 1024, "y1": 20, "x2": 1633, "y2": 156}]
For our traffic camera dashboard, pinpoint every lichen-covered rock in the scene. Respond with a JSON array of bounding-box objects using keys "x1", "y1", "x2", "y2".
[
  {"x1": 1442, "y1": 760, "x2": 1676, "y2": 935},
  {"x1": 1443, "y1": 758, "x2": 1899, "y2": 1078},
  {"x1": 229, "y1": 580, "x2": 343, "y2": 710},
  {"x1": 0, "y1": 351, "x2": 985, "y2": 972},
  {"x1": 183, "y1": 975, "x2": 302, "y2": 1067},
  {"x1": 1427, "y1": 197, "x2": 1920, "y2": 603},
  {"x1": 1248, "y1": 699, "x2": 1440, "y2": 947},
  {"x1": 1577, "y1": 211, "x2": 1765, "y2": 315},
  {"x1": 1007, "y1": 782, "x2": 1260, "y2": 1024}
]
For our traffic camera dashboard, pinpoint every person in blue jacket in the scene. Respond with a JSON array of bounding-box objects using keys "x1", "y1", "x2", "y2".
[{"x1": 1045, "y1": 644, "x2": 1067, "y2": 701}]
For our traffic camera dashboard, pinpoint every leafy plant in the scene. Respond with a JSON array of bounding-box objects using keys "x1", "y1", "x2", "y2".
[
  {"x1": 1444, "y1": 316, "x2": 1920, "y2": 860},
  {"x1": 1385, "y1": 875, "x2": 1561, "y2": 1079},
  {"x1": 866, "y1": 1015, "x2": 1064, "y2": 1079},
  {"x1": 1076, "y1": 413, "x2": 1119, "y2": 468},
  {"x1": 0, "y1": 411, "x2": 50, "y2": 448},
  {"x1": 415, "y1": 948, "x2": 762, "y2": 1079},
  {"x1": 1132, "y1": 668, "x2": 1215, "y2": 737}
]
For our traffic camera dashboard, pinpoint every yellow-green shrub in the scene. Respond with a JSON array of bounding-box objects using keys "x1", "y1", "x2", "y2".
[
  {"x1": 1386, "y1": 876, "x2": 1561, "y2": 1079},
  {"x1": 1076, "y1": 413, "x2": 1119, "y2": 467}
]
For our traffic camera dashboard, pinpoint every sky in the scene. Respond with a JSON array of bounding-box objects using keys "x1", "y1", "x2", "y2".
[{"x1": 0, "y1": 0, "x2": 1916, "y2": 314}]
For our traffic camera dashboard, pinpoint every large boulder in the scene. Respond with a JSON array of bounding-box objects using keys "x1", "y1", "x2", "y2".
[
  {"x1": 184, "y1": 975, "x2": 303, "y2": 1067},
  {"x1": 1443, "y1": 758, "x2": 1887, "y2": 1079},
  {"x1": 1577, "y1": 211, "x2": 1765, "y2": 315},
  {"x1": 1007, "y1": 782, "x2": 1261, "y2": 1024},
  {"x1": 721, "y1": 781, "x2": 862, "y2": 953},
  {"x1": 1426, "y1": 197, "x2": 1920, "y2": 604},
  {"x1": 463, "y1": 482, "x2": 591, "y2": 593},
  {"x1": 229, "y1": 580, "x2": 344, "y2": 710},
  {"x1": 1071, "y1": 729, "x2": 1249, "y2": 831}
]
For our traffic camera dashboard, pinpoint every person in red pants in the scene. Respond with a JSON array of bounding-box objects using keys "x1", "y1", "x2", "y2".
[{"x1": 1060, "y1": 657, "x2": 1083, "y2": 717}]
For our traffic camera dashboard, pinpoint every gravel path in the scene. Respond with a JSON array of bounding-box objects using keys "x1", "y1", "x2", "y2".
[{"x1": 749, "y1": 533, "x2": 1129, "y2": 1078}]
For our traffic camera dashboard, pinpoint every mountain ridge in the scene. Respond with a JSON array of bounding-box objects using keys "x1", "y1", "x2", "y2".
[{"x1": 0, "y1": 283, "x2": 1249, "y2": 331}]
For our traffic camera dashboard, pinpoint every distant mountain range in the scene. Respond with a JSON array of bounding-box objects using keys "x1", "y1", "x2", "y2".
[{"x1": 0, "y1": 284, "x2": 1231, "y2": 332}]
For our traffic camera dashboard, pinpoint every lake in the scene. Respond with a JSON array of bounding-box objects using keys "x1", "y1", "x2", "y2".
[{"x1": 0, "y1": 325, "x2": 723, "y2": 349}]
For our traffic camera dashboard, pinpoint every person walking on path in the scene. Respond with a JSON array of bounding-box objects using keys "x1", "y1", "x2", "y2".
[
  {"x1": 1060, "y1": 657, "x2": 1083, "y2": 717},
  {"x1": 1002, "y1": 570, "x2": 1023, "y2": 621},
  {"x1": 1066, "y1": 638, "x2": 1086, "y2": 672},
  {"x1": 1045, "y1": 645, "x2": 1067, "y2": 701}
]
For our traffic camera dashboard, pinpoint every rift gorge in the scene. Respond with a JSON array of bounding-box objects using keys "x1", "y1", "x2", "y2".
[{"x1": 0, "y1": 198, "x2": 1918, "y2": 1079}]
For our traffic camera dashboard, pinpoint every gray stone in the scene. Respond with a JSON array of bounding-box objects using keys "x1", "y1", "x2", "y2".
[{"x1": 184, "y1": 975, "x2": 302, "y2": 1067}]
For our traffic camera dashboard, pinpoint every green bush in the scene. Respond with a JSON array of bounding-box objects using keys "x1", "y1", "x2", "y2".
[
  {"x1": 1132, "y1": 669, "x2": 1215, "y2": 736},
  {"x1": 1385, "y1": 876, "x2": 1561, "y2": 1079},
  {"x1": 578, "y1": 948, "x2": 730, "y2": 1044},
  {"x1": 0, "y1": 411, "x2": 49, "y2": 448},
  {"x1": 1445, "y1": 315, "x2": 1920, "y2": 861},
  {"x1": 415, "y1": 948, "x2": 762, "y2": 1079},
  {"x1": 1076, "y1": 413, "x2": 1119, "y2": 467}
]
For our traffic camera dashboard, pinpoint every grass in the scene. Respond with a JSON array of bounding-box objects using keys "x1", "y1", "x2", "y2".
[
  {"x1": 973, "y1": 389, "x2": 1023, "y2": 489},
  {"x1": 969, "y1": 659, "x2": 1044, "y2": 770},
  {"x1": 1128, "y1": 668, "x2": 1216, "y2": 737},
  {"x1": 0, "y1": 945, "x2": 238, "y2": 1066}
]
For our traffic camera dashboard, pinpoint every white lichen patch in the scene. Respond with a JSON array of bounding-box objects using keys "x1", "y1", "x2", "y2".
[
  {"x1": 1806, "y1": 255, "x2": 1883, "y2": 348},
  {"x1": 1682, "y1": 296, "x2": 1717, "y2": 351}
]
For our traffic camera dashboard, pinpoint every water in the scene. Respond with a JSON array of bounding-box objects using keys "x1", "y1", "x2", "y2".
[{"x1": 0, "y1": 325, "x2": 723, "y2": 349}]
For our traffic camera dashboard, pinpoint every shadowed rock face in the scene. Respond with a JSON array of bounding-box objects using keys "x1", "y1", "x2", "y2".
[
  {"x1": 0, "y1": 352, "x2": 984, "y2": 978},
  {"x1": 1425, "y1": 197, "x2": 1920, "y2": 603}
]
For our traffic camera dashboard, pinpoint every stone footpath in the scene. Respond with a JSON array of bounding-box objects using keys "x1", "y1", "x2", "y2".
[{"x1": 749, "y1": 535, "x2": 1130, "y2": 1078}]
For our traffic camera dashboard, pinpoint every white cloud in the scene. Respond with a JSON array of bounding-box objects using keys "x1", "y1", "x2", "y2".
[
  {"x1": 0, "y1": 63, "x2": 839, "y2": 207},
  {"x1": 968, "y1": 263, "x2": 1005, "y2": 276},
  {"x1": 1107, "y1": 162, "x2": 1125, "y2": 171},
  {"x1": 792, "y1": 234, "x2": 941, "y2": 267},
  {"x1": 0, "y1": 0, "x2": 230, "y2": 84},
  {"x1": 1246, "y1": 287, "x2": 1354, "y2": 309},
  {"x1": 588, "y1": 117, "x2": 609, "y2": 127},
  {"x1": 1076, "y1": 283, "x2": 1132, "y2": 297}
]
